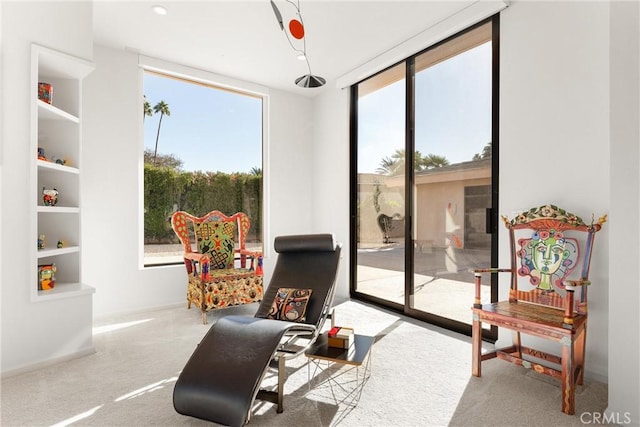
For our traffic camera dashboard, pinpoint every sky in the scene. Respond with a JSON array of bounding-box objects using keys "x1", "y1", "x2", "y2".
[
  {"x1": 358, "y1": 42, "x2": 492, "y2": 174},
  {"x1": 144, "y1": 41, "x2": 490, "y2": 175},
  {"x1": 143, "y1": 73, "x2": 262, "y2": 173}
]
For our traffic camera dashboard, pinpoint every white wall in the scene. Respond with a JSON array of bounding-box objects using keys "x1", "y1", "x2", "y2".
[
  {"x1": 263, "y1": 87, "x2": 315, "y2": 253},
  {"x1": 1, "y1": 1, "x2": 95, "y2": 373},
  {"x1": 82, "y1": 45, "x2": 187, "y2": 318},
  {"x1": 310, "y1": 0, "x2": 619, "y2": 390},
  {"x1": 310, "y1": 88, "x2": 351, "y2": 300},
  {"x1": 0, "y1": 1, "x2": 4, "y2": 372},
  {"x1": 609, "y1": 1, "x2": 640, "y2": 424},
  {"x1": 1, "y1": 2, "x2": 315, "y2": 371},
  {"x1": 500, "y1": 0, "x2": 611, "y2": 381},
  {"x1": 82, "y1": 45, "x2": 315, "y2": 319}
]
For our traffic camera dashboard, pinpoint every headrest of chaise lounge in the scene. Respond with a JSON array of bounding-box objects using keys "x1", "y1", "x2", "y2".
[{"x1": 274, "y1": 233, "x2": 337, "y2": 253}]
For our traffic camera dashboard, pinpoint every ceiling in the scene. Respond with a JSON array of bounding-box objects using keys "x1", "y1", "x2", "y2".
[{"x1": 93, "y1": 1, "x2": 475, "y2": 96}]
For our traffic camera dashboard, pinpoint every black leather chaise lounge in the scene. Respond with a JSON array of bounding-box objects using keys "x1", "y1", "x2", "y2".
[{"x1": 173, "y1": 233, "x2": 341, "y2": 426}]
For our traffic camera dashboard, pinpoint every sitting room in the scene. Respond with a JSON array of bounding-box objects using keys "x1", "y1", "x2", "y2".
[{"x1": 1, "y1": 1, "x2": 638, "y2": 426}]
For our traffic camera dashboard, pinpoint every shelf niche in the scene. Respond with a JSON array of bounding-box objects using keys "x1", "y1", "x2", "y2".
[{"x1": 31, "y1": 44, "x2": 95, "y2": 302}]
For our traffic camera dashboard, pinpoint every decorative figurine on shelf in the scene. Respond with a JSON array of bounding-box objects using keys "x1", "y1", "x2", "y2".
[
  {"x1": 37, "y1": 147, "x2": 48, "y2": 161},
  {"x1": 57, "y1": 240, "x2": 65, "y2": 248},
  {"x1": 38, "y1": 234, "x2": 46, "y2": 250},
  {"x1": 53, "y1": 157, "x2": 67, "y2": 166},
  {"x1": 38, "y1": 263, "x2": 56, "y2": 291},
  {"x1": 42, "y1": 187, "x2": 58, "y2": 206},
  {"x1": 38, "y1": 82, "x2": 53, "y2": 104}
]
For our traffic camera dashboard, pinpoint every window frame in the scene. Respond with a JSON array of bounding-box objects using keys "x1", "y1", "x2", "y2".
[{"x1": 138, "y1": 59, "x2": 268, "y2": 269}]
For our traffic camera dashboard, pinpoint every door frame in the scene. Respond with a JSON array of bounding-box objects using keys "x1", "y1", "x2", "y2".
[{"x1": 349, "y1": 15, "x2": 500, "y2": 341}]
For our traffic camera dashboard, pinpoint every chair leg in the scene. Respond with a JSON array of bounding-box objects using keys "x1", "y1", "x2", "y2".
[
  {"x1": 199, "y1": 279, "x2": 207, "y2": 324},
  {"x1": 472, "y1": 314, "x2": 482, "y2": 377},
  {"x1": 276, "y1": 356, "x2": 285, "y2": 413},
  {"x1": 561, "y1": 338, "x2": 576, "y2": 415},
  {"x1": 575, "y1": 327, "x2": 587, "y2": 385},
  {"x1": 513, "y1": 331, "x2": 522, "y2": 359}
]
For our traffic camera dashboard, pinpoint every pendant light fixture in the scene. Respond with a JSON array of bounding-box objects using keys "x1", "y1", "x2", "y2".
[{"x1": 270, "y1": 0, "x2": 325, "y2": 88}]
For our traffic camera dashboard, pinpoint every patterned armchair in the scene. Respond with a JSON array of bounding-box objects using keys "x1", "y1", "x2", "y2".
[{"x1": 171, "y1": 211, "x2": 263, "y2": 323}]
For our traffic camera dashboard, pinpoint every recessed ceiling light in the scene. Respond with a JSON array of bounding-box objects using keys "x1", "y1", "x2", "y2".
[{"x1": 152, "y1": 5, "x2": 168, "y2": 16}]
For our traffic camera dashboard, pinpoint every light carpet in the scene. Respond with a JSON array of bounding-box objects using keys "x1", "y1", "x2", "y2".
[{"x1": 1, "y1": 300, "x2": 608, "y2": 426}]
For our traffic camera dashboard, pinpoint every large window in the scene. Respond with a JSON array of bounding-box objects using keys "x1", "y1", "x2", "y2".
[
  {"x1": 351, "y1": 17, "x2": 498, "y2": 338},
  {"x1": 142, "y1": 71, "x2": 263, "y2": 266}
]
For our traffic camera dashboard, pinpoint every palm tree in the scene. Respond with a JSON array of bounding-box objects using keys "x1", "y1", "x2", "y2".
[
  {"x1": 143, "y1": 96, "x2": 153, "y2": 121},
  {"x1": 152, "y1": 100, "x2": 171, "y2": 164},
  {"x1": 421, "y1": 153, "x2": 450, "y2": 169},
  {"x1": 377, "y1": 149, "x2": 449, "y2": 175},
  {"x1": 376, "y1": 149, "x2": 411, "y2": 175},
  {"x1": 472, "y1": 141, "x2": 492, "y2": 160},
  {"x1": 376, "y1": 155, "x2": 400, "y2": 175}
]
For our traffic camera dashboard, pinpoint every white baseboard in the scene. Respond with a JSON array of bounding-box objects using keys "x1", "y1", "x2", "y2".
[
  {"x1": 93, "y1": 302, "x2": 185, "y2": 322},
  {"x1": 1, "y1": 346, "x2": 96, "y2": 379}
]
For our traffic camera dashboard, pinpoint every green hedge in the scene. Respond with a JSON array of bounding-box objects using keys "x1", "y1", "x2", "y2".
[{"x1": 144, "y1": 164, "x2": 262, "y2": 243}]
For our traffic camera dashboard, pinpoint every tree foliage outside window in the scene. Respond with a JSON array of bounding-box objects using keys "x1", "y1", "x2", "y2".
[
  {"x1": 376, "y1": 149, "x2": 450, "y2": 176},
  {"x1": 143, "y1": 164, "x2": 262, "y2": 244},
  {"x1": 472, "y1": 142, "x2": 492, "y2": 160}
]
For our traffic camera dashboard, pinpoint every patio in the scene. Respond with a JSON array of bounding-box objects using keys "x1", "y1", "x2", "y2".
[{"x1": 356, "y1": 240, "x2": 491, "y2": 326}]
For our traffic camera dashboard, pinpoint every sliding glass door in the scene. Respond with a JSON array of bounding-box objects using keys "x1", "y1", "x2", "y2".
[
  {"x1": 352, "y1": 18, "x2": 498, "y2": 337},
  {"x1": 354, "y1": 63, "x2": 406, "y2": 307}
]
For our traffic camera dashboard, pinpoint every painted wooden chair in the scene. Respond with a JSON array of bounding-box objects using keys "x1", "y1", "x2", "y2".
[
  {"x1": 471, "y1": 204, "x2": 606, "y2": 415},
  {"x1": 171, "y1": 211, "x2": 263, "y2": 324}
]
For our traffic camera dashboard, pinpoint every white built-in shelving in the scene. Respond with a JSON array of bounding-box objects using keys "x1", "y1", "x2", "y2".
[{"x1": 31, "y1": 44, "x2": 95, "y2": 301}]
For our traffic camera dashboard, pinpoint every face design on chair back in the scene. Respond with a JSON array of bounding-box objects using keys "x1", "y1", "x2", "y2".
[{"x1": 517, "y1": 228, "x2": 579, "y2": 291}]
